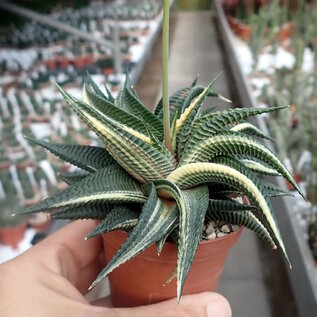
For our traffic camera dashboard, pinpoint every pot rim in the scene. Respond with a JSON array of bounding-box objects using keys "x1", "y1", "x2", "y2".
[{"x1": 102, "y1": 227, "x2": 243, "y2": 263}]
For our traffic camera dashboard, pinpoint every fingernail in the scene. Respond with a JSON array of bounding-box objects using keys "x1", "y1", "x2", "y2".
[{"x1": 206, "y1": 300, "x2": 230, "y2": 317}]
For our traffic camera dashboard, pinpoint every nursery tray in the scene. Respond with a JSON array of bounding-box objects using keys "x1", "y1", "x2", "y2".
[{"x1": 214, "y1": 0, "x2": 317, "y2": 315}]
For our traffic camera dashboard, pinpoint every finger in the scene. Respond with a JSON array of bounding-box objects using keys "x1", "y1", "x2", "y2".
[
  {"x1": 40, "y1": 219, "x2": 103, "y2": 269},
  {"x1": 92, "y1": 292, "x2": 232, "y2": 317},
  {"x1": 91, "y1": 295, "x2": 113, "y2": 307},
  {"x1": 76, "y1": 253, "x2": 105, "y2": 294},
  {"x1": 23, "y1": 220, "x2": 104, "y2": 285}
]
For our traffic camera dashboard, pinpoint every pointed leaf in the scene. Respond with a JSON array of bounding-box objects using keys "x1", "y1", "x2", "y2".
[
  {"x1": 167, "y1": 162, "x2": 290, "y2": 266},
  {"x1": 156, "y1": 222, "x2": 179, "y2": 255},
  {"x1": 240, "y1": 158, "x2": 281, "y2": 176},
  {"x1": 117, "y1": 75, "x2": 163, "y2": 137},
  {"x1": 52, "y1": 202, "x2": 113, "y2": 220},
  {"x1": 85, "y1": 73, "x2": 109, "y2": 101},
  {"x1": 207, "y1": 208, "x2": 276, "y2": 249},
  {"x1": 231, "y1": 122, "x2": 274, "y2": 141},
  {"x1": 208, "y1": 198, "x2": 256, "y2": 212},
  {"x1": 58, "y1": 86, "x2": 177, "y2": 183},
  {"x1": 84, "y1": 78, "x2": 154, "y2": 139},
  {"x1": 26, "y1": 137, "x2": 114, "y2": 172},
  {"x1": 210, "y1": 156, "x2": 290, "y2": 198},
  {"x1": 86, "y1": 206, "x2": 139, "y2": 238},
  {"x1": 155, "y1": 86, "x2": 191, "y2": 123},
  {"x1": 153, "y1": 180, "x2": 209, "y2": 301},
  {"x1": 90, "y1": 183, "x2": 178, "y2": 289},
  {"x1": 188, "y1": 105, "x2": 288, "y2": 148},
  {"x1": 176, "y1": 80, "x2": 218, "y2": 158},
  {"x1": 58, "y1": 170, "x2": 89, "y2": 185},
  {"x1": 21, "y1": 166, "x2": 146, "y2": 214},
  {"x1": 181, "y1": 131, "x2": 305, "y2": 200}
]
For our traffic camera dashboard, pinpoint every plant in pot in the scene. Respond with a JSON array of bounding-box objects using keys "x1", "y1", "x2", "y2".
[
  {"x1": 0, "y1": 189, "x2": 27, "y2": 249},
  {"x1": 17, "y1": 0, "x2": 305, "y2": 308}
]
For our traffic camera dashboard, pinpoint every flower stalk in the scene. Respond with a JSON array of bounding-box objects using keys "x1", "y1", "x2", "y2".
[{"x1": 162, "y1": 0, "x2": 172, "y2": 152}]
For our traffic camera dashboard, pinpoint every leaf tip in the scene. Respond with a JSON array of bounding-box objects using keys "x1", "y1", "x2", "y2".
[{"x1": 218, "y1": 94, "x2": 232, "y2": 103}]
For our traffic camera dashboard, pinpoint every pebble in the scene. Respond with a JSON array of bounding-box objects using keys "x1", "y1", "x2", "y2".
[
  {"x1": 217, "y1": 232, "x2": 227, "y2": 238},
  {"x1": 207, "y1": 232, "x2": 216, "y2": 240},
  {"x1": 221, "y1": 224, "x2": 231, "y2": 233},
  {"x1": 205, "y1": 223, "x2": 215, "y2": 235}
]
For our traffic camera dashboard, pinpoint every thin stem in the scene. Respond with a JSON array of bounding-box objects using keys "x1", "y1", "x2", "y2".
[{"x1": 162, "y1": 0, "x2": 172, "y2": 152}]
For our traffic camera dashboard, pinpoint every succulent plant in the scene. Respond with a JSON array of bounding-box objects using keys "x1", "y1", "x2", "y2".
[{"x1": 18, "y1": 71, "x2": 305, "y2": 300}]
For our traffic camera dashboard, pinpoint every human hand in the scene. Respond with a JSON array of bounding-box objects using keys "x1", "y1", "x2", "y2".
[{"x1": 0, "y1": 220, "x2": 231, "y2": 317}]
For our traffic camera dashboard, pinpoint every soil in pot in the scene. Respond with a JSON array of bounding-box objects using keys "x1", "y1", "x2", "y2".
[{"x1": 102, "y1": 228, "x2": 242, "y2": 307}]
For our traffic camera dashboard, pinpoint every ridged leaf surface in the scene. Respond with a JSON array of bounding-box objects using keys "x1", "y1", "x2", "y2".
[
  {"x1": 116, "y1": 75, "x2": 163, "y2": 137},
  {"x1": 58, "y1": 171, "x2": 89, "y2": 185},
  {"x1": 58, "y1": 86, "x2": 176, "y2": 183},
  {"x1": 153, "y1": 180, "x2": 209, "y2": 301},
  {"x1": 181, "y1": 131, "x2": 305, "y2": 199},
  {"x1": 26, "y1": 137, "x2": 114, "y2": 172},
  {"x1": 87, "y1": 206, "x2": 139, "y2": 238},
  {"x1": 22, "y1": 166, "x2": 146, "y2": 214},
  {"x1": 206, "y1": 208, "x2": 276, "y2": 249},
  {"x1": 231, "y1": 122, "x2": 274, "y2": 141},
  {"x1": 90, "y1": 183, "x2": 178, "y2": 289},
  {"x1": 167, "y1": 162, "x2": 289, "y2": 265},
  {"x1": 188, "y1": 105, "x2": 287, "y2": 148},
  {"x1": 52, "y1": 202, "x2": 113, "y2": 220}
]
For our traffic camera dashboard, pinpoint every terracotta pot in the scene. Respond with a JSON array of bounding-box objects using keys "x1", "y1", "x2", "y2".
[
  {"x1": 46, "y1": 59, "x2": 57, "y2": 70},
  {"x1": 58, "y1": 57, "x2": 70, "y2": 68},
  {"x1": 279, "y1": 22, "x2": 296, "y2": 42},
  {"x1": 226, "y1": 15, "x2": 239, "y2": 33},
  {"x1": 237, "y1": 23, "x2": 251, "y2": 41},
  {"x1": 0, "y1": 221, "x2": 27, "y2": 249},
  {"x1": 83, "y1": 55, "x2": 94, "y2": 66},
  {"x1": 102, "y1": 228, "x2": 242, "y2": 307},
  {"x1": 73, "y1": 57, "x2": 86, "y2": 69},
  {"x1": 102, "y1": 68, "x2": 114, "y2": 76}
]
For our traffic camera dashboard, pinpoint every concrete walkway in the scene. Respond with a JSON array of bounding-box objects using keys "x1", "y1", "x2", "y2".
[{"x1": 168, "y1": 11, "x2": 271, "y2": 317}]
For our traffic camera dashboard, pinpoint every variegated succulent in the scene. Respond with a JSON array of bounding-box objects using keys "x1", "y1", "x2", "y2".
[{"x1": 19, "y1": 73, "x2": 305, "y2": 301}]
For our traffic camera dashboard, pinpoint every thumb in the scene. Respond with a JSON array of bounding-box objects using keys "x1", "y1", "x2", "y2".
[{"x1": 92, "y1": 292, "x2": 231, "y2": 317}]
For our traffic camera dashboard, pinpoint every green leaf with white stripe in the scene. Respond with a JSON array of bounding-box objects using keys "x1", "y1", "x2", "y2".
[
  {"x1": 155, "y1": 86, "x2": 191, "y2": 123},
  {"x1": 26, "y1": 137, "x2": 114, "y2": 173},
  {"x1": 153, "y1": 179, "x2": 209, "y2": 301},
  {"x1": 176, "y1": 185, "x2": 209, "y2": 301},
  {"x1": 116, "y1": 75, "x2": 163, "y2": 137},
  {"x1": 20, "y1": 166, "x2": 146, "y2": 215},
  {"x1": 206, "y1": 208, "x2": 276, "y2": 249},
  {"x1": 231, "y1": 122, "x2": 274, "y2": 141},
  {"x1": 210, "y1": 156, "x2": 290, "y2": 198},
  {"x1": 156, "y1": 220, "x2": 179, "y2": 255},
  {"x1": 86, "y1": 206, "x2": 139, "y2": 239},
  {"x1": 176, "y1": 80, "x2": 217, "y2": 158},
  {"x1": 180, "y1": 131, "x2": 305, "y2": 200},
  {"x1": 85, "y1": 73, "x2": 109, "y2": 101},
  {"x1": 58, "y1": 86, "x2": 176, "y2": 183},
  {"x1": 188, "y1": 105, "x2": 288, "y2": 148},
  {"x1": 240, "y1": 159, "x2": 281, "y2": 176},
  {"x1": 89, "y1": 183, "x2": 178, "y2": 289},
  {"x1": 208, "y1": 198, "x2": 256, "y2": 212},
  {"x1": 52, "y1": 202, "x2": 113, "y2": 220},
  {"x1": 167, "y1": 162, "x2": 290, "y2": 266},
  {"x1": 84, "y1": 77, "x2": 157, "y2": 139}
]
